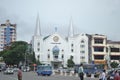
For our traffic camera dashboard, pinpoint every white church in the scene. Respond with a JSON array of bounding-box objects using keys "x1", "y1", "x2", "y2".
[{"x1": 31, "y1": 16, "x2": 90, "y2": 69}]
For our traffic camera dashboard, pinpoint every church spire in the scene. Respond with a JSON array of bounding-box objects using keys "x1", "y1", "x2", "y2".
[
  {"x1": 68, "y1": 17, "x2": 74, "y2": 37},
  {"x1": 34, "y1": 13, "x2": 41, "y2": 36}
]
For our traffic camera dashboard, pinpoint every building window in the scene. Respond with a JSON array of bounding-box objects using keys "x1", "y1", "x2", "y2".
[
  {"x1": 80, "y1": 45, "x2": 85, "y2": 48},
  {"x1": 94, "y1": 55, "x2": 104, "y2": 59},
  {"x1": 62, "y1": 49, "x2": 64, "y2": 52},
  {"x1": 94, "y1": 38, "x2": 103, "y2": 44},
  {"x1": 71, "y1": 49, "x2": 74, "y2": 52},
  {"x1": 81, "y1": 56, "x2": 85, "y2": 59},
  {"x1": 37, "y1": 48, "x2": 40, "y2": 52},
  {"x1": 71, "y1": 44, "x2": 74, "y2": 47},
  {"x1": 80, "y1": 51, "x2": 85, "y2": 53},
  {"x1": 111, "y1": 56, "x2": 120, "y2": 60},
  {"x1": 54, "y1": 55, "x2": 58, "y2": 59},
  {"x1": 38, "y1": 42, "x2": 40, "y2": 46},
  {"x1": 81, "y1": 40, "x2": 84, "y2": 43},
  {"x1": 94, "y1": 47, "x2": 104, "y2": 52},
  {"x1": 80, "y1": 56, "x2": 85, "y2": 62},
  {"x1": 62, "y1": 54, "x2": 64, "y2": 59},
  {"x1": 48, "y1": 54, "x2": 50, "y2": 59},
  {"x1": 111, "y1": 48, "x2": 119, "y2": 52},
  {"x1": 48, "y1": 49, "x2": 50, "y2": 51}
]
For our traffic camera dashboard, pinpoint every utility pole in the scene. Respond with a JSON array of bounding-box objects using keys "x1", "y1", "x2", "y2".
[
  {"x1": 25, "y1": 52, "x2": 26, "y2": 66},
  {"x1": 107, "y1": 46, "x2": 111, "y2": 69}
]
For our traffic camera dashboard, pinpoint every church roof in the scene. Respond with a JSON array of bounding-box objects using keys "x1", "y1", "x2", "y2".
[{"x1": 43, "y1": 35, "x2": 50, "y2": 40}]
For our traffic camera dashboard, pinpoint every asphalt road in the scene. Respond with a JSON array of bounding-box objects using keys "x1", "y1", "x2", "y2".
[{"x1": 0, "y1": 71, "x2": 99, "y2": 80}]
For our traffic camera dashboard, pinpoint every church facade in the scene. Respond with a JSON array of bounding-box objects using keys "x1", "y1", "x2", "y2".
[{"x1": 31, "y1": 16, "x2": 90, "y2": 69}]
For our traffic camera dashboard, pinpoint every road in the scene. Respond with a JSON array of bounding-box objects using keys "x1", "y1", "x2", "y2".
[{"x1": 0, "y1": 71, "x2": 99, "y2": 80}]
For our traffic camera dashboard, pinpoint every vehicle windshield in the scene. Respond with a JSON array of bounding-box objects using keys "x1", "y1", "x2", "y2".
[
  {"x1": 43, "y1": 66, "x2": 51, "y2": 70},
  {"x1": 95, "y1": 65, "x2": 103, "y2": 69},
  {"x1": 83, "y1": 65, "x2": 94, "y2": 69},
  {"x1": 83, "y1": 64, "x2": 103, "y2": 69},
  {"x1": 37, "y1": 65, "x2": 52, "y2": 70}
]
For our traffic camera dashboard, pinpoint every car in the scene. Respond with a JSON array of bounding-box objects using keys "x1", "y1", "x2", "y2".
[
  {"x1": 22, "y1": 66, "x2": 30, "y2": 72},
  {"x1": 13, "y1": 67, "x2": 19, "y2": 72},
  {"x1": 4, "y1": 68, "x2": 14, "y2": 74}
]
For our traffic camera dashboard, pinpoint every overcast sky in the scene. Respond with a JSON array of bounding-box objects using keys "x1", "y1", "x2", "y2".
[{"x1": 0, "y1": 0, "x2": 120, "y2": 43}]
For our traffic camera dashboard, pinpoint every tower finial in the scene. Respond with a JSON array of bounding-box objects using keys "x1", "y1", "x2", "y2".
[
  {"x1": 34, "y1": 13, "x2": 41, "y2": 36},
  {"x1": 68, "y1": 17, "x2": 74, "y2": 37}
]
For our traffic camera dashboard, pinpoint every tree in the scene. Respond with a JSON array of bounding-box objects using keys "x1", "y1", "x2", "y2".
[
  {"x1": 110, "y1": 61, "x2": 119, "y2": 68},
  {"x1": 67, "y1": 56, "x2": 75, "y2": 68},
  {"x1": 0, "y1": 41, "x2": 28, "y2": 65}
]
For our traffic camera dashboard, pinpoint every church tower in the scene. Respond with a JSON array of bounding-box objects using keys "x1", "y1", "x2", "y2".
[
  {"x1": 32, "y1": 14, "x2": 43, "y2": 60},
  {"x1": 68, "y1": 18, "x2": 76, "y2": 62},
  {"x1": 34, "y1": 14, "x2": 41, "y2": 36}
]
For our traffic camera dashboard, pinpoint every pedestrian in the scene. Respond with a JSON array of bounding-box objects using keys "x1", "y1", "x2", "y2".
[
  {"x1": 18, "y1": 66, "x2": 22, "y2": 80},
  {"x1": 119, "y1": 72, "x2": 120, "y2": 80},
  {"x1": 114, "y1": 70, "x2": 120, "y2": 80},
  {"x1": 99, "y1": 69, "x2": 106, "y2": 80},
  {"x1": 78, "y1": 63, "x2": 84, "y2": 80}
]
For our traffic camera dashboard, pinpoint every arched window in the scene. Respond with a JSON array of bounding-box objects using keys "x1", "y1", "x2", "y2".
[
  {"x1": 71, "y1": 44, "x2": 74, "y2": 47},
  {"x1": 38, "y1": 42, "x2": 40, "y2": 46},
  {"x1": 81, "y1": 40, "x2": 85, "y2": 43},
  {"x1": 52, "y1": 46, "x2": 59, "y2": 55},
  {"x1": 48, "y1": 54, "x2": 50, "y2": 59}
]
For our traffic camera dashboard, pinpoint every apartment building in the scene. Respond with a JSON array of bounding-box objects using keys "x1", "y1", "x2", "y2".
[
  {"x1": 0, "y1": 20, "x2": 16, "y2": 51},
  {"x1": 91, "y1": 34, "x2": 107, "y2": 64},
  {"x1": 107, "y1": 40, "x2": 120, "y2": 63}
]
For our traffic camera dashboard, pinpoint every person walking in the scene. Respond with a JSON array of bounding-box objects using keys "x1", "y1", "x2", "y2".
[
  {"x1": 99, "y1": 69, "x2": 106, "y2": 80},
  {"x1": 114, "y1": 70, "x2": 120, "y2": 80},
  {"x1": 18, "y1": 67, "x2": 22, "y2": 80},
  {"x1": 78, "y1": 63, "x2": 84, "y2": 80}
]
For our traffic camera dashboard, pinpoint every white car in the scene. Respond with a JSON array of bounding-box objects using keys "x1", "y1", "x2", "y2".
[{"x1": 4, "y1": 68, "x2": 14, "y2": 74}]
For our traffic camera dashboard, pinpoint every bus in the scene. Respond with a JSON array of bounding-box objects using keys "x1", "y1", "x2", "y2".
[
  {"x1": 83, "y1": 64, "x2": 103, "y2": 75},
  {"x1": 36, "y1": 64, "x2": 52, "y2": 76},
  {"x1": 74, "y1": 64, "x2": 103, "y2": 75}
]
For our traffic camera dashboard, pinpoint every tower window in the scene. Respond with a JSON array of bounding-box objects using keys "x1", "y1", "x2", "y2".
[
  {"x1": 48, "y1": 49, "x2": 50, "y2": 51},
  {"x1": 81, "y1": 40, "x2": 84, "y2": 43},
  {"x1": 38, "y1": 42, "x2": 40, "y2": 46},
  {"x1": 62, "y1": 49, "x2": 64, "y2": 52},
  {"x1": 71, "y1": 44, "x2": 74, "y2": 47},
  {"x1": 48, "y1": 54, "x2": 50, "y2": 59},
  {"x1": 71, "y1": 49, "x2": 74, "y2": 52},
  {"x1": 37, "y1": 48, "x2": 40, "y2": 52},
  {"x1": 62, "y1": 54, "x2": 64, "y2": 59}
]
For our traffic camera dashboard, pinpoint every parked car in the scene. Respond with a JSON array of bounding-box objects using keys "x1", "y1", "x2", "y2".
[
  {"x1": 22, "y1": 66, "x2": 30, "y2": 72},
  {"x1": 13, "y1": 67, "x2": 19, "y2": 72},
  {"x1": 4, "y1": 68, "x2": 14, "y2": 74}
]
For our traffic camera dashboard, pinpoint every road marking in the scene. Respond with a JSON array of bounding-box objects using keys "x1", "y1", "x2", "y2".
[{"x1": 10, "y1": 77, "x2": 18, "y2": 80}]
